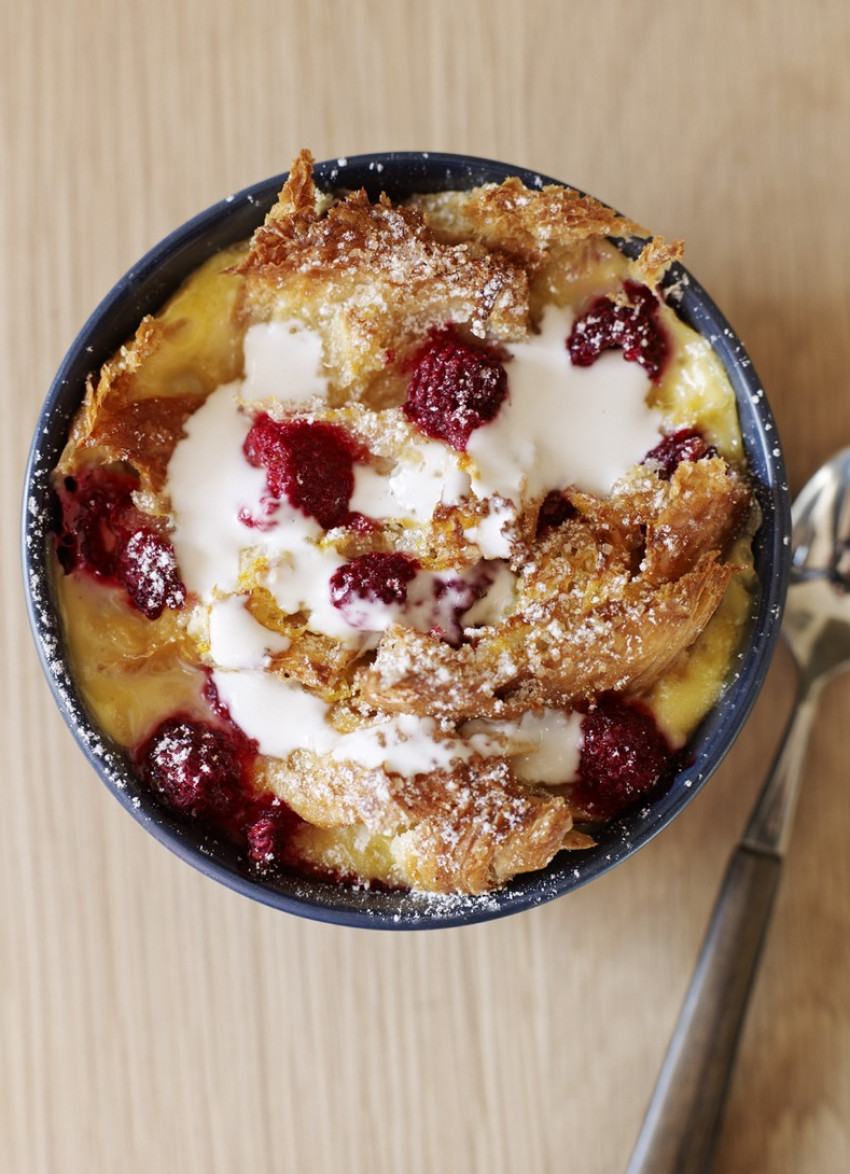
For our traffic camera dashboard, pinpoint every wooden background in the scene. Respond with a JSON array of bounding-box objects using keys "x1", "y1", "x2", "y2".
[{"x1": 3, "y1": 3, "x2": 849, "y2": 1171}]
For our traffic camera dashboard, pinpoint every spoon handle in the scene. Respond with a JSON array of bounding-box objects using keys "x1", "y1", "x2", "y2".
[
  {"x1": 624, "y1": 845, "x2": 780, "y2": 1174},
  {"x1": 625, "y1": 682, "x2": 818, "y2": 1174}
]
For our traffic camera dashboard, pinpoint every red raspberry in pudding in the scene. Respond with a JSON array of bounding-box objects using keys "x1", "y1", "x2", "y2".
[
  {"x1": 573, "y1": 694, "x2": 673, "y2": 818},
  {"x1": 330, "y1": 551, "x2": 420, "y2": 611},
  {"x1": 135, "y1": 709, "x2": 259, "y2": 821},
  {"x1": 536, "y1": 489, "x2": 578, "y2": 534},
  {"x1": 567, "y1": 280, "x2": 670, "y2": 382},
  {"x1": 56, "y1": 470, "x2": 185, "y2": 619},
  {"x1": 243, "y1": 414, "x2": 363, "y2": 530},
  {"x1": 136, "y1": 713, "x2": 296, "y2": 870},
  {"x1": 246, "y1": 811, "x2": 283, "y2": 867},
  {"x1": 643, "y1": 428, "x2": 717, "y2": 480},
  {"x1": 56, "y1": 471, "x2": 130, "y2": 577},
  {"x1": 118, "y1": 530, "x2": 186, "y2": 618},
  {"x1": 137, "y1": 717, "x2": 255, "y2": 816},
  {"x1": 404, "y1": 326, "x2": 508, "y2": 450}
]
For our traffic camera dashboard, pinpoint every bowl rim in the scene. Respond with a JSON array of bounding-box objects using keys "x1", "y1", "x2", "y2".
[{"x1": 21, "y1": 150, "x2": 792, "y2": 929}]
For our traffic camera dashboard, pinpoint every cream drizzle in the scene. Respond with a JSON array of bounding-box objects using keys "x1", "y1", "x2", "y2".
[
  {"x1": 165, "y1": 313, "x2": 659, "y2": 777},
  {"x1": 467, "y1": 302, "x2": 663, "y2": 502}
]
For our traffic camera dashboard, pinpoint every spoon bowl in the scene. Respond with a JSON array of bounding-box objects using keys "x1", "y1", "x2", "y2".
[{"x1": 785, "y1": 448, "x2": 850, "y2": 682}]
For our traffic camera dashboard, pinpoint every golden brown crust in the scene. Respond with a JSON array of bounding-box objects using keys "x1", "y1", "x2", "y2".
[
  {"x1": 640, "y1": 458, "x2": 750, "y2": 583},
  {"x1": 389, "y1": 763, "x2": 577, "y2": 894},
  {"x1": 632, "y1": 236, "x2": 685, "y2": 286},
  {"x1": 263, "y1": 751, "x2": 580, "y2": 894},
  {"x1": 57, "y1": 318, "x2": 162, "y2": 473},
  {"x1": 354, "y1": 460, "x2": 746, "y2": 721},
  {"x1": 266, "y1": 146, "x2": 321, "y2": 224},
  {"x1": 238, "y1": 153, "x2": 531, "y2": 398},
  {"x1": 57, "y1": 246, "x2": 246, "y2": 495},
  {"x1": 411, "y1": 181, "x2": 682, "y2": 320},
  {"x1": 357, "y1": 552, "x2": 732, "y2": 721},
  {"x1": 414, "y1": 177, "x2": 646, "y2": 267},
  {"x1": 56, "y1": 322, "x2": 204, "y2": 496}
]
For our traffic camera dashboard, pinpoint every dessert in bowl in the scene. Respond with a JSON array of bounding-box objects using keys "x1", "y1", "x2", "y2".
[{"x1": 22, "y1": 151, "x2": 790, "y2": 927}]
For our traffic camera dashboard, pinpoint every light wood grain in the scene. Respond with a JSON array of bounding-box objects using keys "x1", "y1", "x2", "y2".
[{"x1": 3, "y1": 3, "x2": 849, "y2": 1172}]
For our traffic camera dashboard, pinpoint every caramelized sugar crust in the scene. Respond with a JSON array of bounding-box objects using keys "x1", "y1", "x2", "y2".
[
  {"x1": 357, "y1": 460, "x2": 750, "y2": 724},
  {"x1": 54, "y1": 152, "x2": 756, "y2": 895}
]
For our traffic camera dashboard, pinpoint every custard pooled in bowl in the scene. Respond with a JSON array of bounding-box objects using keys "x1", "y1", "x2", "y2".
[{"x1": 52, "y1": 150, "x2": 757, "y2": 895}]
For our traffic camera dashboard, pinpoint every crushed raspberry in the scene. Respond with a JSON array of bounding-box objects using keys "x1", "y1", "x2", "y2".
[
  {"x1": 56, "y1": 470, "x2": 185, "y2": 619},
  {"x1": 404, "y1": 326, "x2": 508, "y2": 450},
  {"x1": 236, "y1": 504, "x2": 278, "y2": 532},
  {"x1": 137, "y1": 717, "x2": 252, "y2": 816},
  {"x1": 345, "y1": 512, "x2": 379, "y2": 535},
  {"x1": 243, "y1": 414, "x2": 364, "y2": 530},
  {"x1": 426, "y1": 572, "x2": 491, "y2": 646},
  {"x1": 643, "y1": 428, "x2": 718, "y2": 480},
  {"x1": 202, "y1": 673, "x2": 230, "y2": 721},
  {"x1": 567, "y1": 280, "x2": 671, "y2": 382},
  {"x1": 536, "y1": 489, "x2": 577, "y2": 534},
  {"x1": 246, "y1": 812, "x2": 281, "y2": 867},
  {"x1": 135, "y1": 703, "x2": 298, "y2": 872},
  {"x1": 330, "y1": 551, "x2": 420, "y2": 611},
  {"x1": 241, "y1": 799, "x2": 301, "y2": 873},
  {"x1": 56, "y1": 471, "x2": 130, "y2": 577},
  {"x1": 329, "y1": 553, "x2": 491, "y2": 645},
  {"x1": 573, "y1": 694, "x2": 673, "y2": 818}
]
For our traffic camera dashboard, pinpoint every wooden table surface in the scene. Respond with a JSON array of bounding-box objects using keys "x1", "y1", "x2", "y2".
[{"x1": 3, "y1": 3, "x2": 849, "y2": 1171}]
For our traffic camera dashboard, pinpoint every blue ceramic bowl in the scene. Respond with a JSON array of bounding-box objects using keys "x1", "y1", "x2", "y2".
[{"x1": 21, "y1": 153, "x2": 791, "y2": 928}]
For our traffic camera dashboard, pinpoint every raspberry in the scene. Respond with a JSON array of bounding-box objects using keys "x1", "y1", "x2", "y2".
[
  {"x1": 246, "y1": 812, "x2": 281, "y2": 867},
  {"x1": 574, "y1": 694, "x2": 673, "y2": 818},
  {"x1": 134, "y1": 707, "x2": 296, "y2": 871},
  {"x1": 56, "y1": 470, "x2": 185, "y2": 620},
  {"x1": 329, "y1": 552, "x2": 420, "y2": 611},
  {"x1": 57, "y1": 470, "x2": 137, "y2": 578},
  {"x1": 427, "y1": 572, "x2": 490, "y2": 646},
  {"x1": 403, "y1": 326, "x2": 508, "y2": 450},
  {"x1": 137, "y1": 718, "x2": 250, "y2": 815},
  {"x1": 567, "y1": 280, "x2": 670, "y2": 382},
  {"x1": 536, "y1": 489, "x2": 577, "y2": 534},
  {"x1": 643, "y1": 428, "x2": 717, "y2": 480},
  {"x1": 118, "y1": 530, "x2": 186, "y2": 619},
  {"x1": 243, "y1": 414, "x2": 361, "y2": 530}
]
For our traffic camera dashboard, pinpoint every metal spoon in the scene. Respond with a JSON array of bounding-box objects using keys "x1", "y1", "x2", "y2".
[{"x1": 626, "y1": 447, "x2": 850, "y2": 1174}]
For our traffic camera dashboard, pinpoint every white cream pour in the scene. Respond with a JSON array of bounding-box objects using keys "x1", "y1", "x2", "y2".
[
  {"x1": 243, "y1": 319, "x2": 330, "y2": 404},
  {"x1": 211, "y1": 669, "x2": 333, "y2": 759},
  {"x1": 350, "y1": 436, "x2": 470, "y2": 523},
  {"x1": 467, "y1": 302, "x2": 663, "y2": 502},
  {"x1": 464, "y1": 708, "x2": 584, "y2": 784},
  {"x1": 260, "y1": 544, "x2": 351, "y2": 640},
  {"x1": 464, "y1": 496, "x2": 515, "y2": 559},
  {"x1": 167, "y1": 320, "x2": 333, "y2": 600},
  {"x1": 167, "y1": 381, "x2": 273, "y2": 599},
  {"x1": 510, "y1": 709, "x2": 584, "y2": 783},
  {"x1": 211, "y1": 668, "x2": 500, "y2": 776},
  {"x1": 208, "y1": 596, "x2": 292, "y2": 669}
]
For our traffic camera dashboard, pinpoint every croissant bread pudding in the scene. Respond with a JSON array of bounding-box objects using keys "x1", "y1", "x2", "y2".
[{"x1": 51, "y1": 150, "x2": 758, "y2": 897}]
